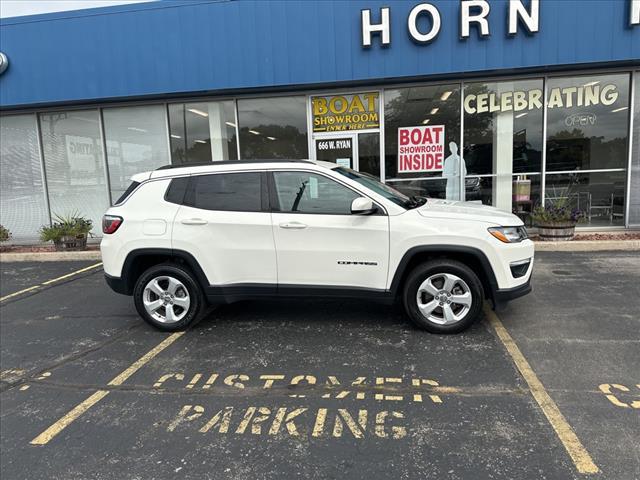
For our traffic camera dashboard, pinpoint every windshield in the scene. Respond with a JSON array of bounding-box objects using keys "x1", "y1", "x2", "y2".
[{"x1": 333, "y1": 166, "x2": 425, "y2": 209}]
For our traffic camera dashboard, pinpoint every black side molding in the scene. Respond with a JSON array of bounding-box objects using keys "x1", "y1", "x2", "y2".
[
  {"x1": 106, "y1": 245, "x2": 526, "y2": 309},
  {"x1": 110, "y1": 248, "x2": 210, "y2": 295},
  {"x1": 389, "y1": 245, "x2": 500, "y2": 300}
]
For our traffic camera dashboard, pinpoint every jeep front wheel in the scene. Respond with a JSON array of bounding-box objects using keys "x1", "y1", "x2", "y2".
[
  {"x1": 402, "y1": 259, "x2": 483, "y2": 333},
  {"x1": 133, "y1": 264, "x2": 204, "y2": 331}
]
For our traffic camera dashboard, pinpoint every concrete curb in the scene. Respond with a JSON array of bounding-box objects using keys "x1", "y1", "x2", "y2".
[
  {"x1": 0, "y1": 251, "x2": 102, "y2": 262},
  {"x1": 534, "y1": 240, "x2": 640, "y2": 252}
]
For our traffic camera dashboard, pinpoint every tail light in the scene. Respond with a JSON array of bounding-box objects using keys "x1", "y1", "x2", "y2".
[{"x1": 102, "y1": 215, "x2": 123, "y2": 234}]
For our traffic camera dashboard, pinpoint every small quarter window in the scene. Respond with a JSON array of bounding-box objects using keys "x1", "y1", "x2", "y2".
[
  {"x1": 114, "y1": 181, "x2": 140, "y2": 205},
  {"x1": 184, "y1": 173, "x2": 262, "y2": 212}
]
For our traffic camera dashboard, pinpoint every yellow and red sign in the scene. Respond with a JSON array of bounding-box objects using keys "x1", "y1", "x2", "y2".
[{"x1": 312, "y1": 92, "x2": 379, "y2": 132}]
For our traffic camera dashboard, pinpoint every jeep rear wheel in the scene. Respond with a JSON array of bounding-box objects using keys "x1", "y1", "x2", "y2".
[
  {"x1": 402, "y1": 259, "x2": 483, "y2": 333},
  {"x1": 134, "y1": 264, "x2": 204, "y2": 331}
]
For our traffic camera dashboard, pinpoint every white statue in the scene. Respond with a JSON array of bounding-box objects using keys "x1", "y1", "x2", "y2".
[{"x1": 442, "y1": 141, "x2": 466, "y2": 201}]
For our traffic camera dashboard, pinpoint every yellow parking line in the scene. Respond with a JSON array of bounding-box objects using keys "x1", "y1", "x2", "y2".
[
  {"x1": 0, "y1": 285, "x2": 41, "y2": 302},
  {"x1": 30, "y1": 332, "x2": 185, "y2": 446},
  {"x1": 41, "y1": 262, "x2": 103, "y2": 285},
  {"x1": 484, "y1": 304, "x2": 600, "y2": 475},
  {"x1": 0, "y1": 262, "x2": 103, "y2": 302}
]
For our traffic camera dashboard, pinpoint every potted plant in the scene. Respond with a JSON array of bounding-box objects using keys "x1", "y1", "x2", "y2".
[
  {"x1": 531, "y1": 198, "x2": 584, "y2": 241},
  {"x1": 40, "y1": 213, "x2": 93, "y2": 251},
  {"x1": 0, "y1": 224, "x2": 11, "y2": 252}
]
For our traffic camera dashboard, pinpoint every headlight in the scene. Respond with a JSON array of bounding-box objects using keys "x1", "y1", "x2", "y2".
[{"x1": 488, "y1": 226, "x2": 528, "y2": 243}]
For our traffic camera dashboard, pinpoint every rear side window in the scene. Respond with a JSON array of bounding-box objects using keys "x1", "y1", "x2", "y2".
[
  {"x1": 165, "y1": 177, "x2": 189, "y2": 205},
  {"x1": 184, "y1": 173, "x2": 262, "y2": 212},
  {"x1": 114, "y1": 181, "x2": 140, "y2": 205}
]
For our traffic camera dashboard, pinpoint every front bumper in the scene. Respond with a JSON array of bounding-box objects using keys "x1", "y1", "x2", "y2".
[{"x1": 493, "y1": 278, "x2": 532, "y2": 308}]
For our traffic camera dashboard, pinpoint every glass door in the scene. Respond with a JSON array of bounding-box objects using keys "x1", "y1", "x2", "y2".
[{"x1": 314, "y1": 134, "x2": 357, "y2": 170}]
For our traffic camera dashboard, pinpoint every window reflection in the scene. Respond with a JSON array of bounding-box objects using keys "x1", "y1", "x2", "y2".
[
  {"x1": 238, "y1": 96, "x2": 308, "y2": 159},
  {"x1": 630, "y1": 72, "x2": 640, "y2": 226},
  {"x1": 40, "y1": 110, "x2": 109, "y2": 234},
  {"x1": 168, "y1": 101, "x2": 238, "y2": 164},
  {"x1": 0, "y1": 114, "x2": 49, "y2": 238},
  {"x1": 463, "y1": 79, "x2": 544, "y2": 215},
  {"x1": 545, "y1": 171, "x2": 626, "y2": 227},
  {"x1": 384, "y1": 85, "x2": 461, "y2": 182},
  {"x1": 384, "y1": 84, "x2": 461, "y2": 200},
  {"x1": 358, "y1": 133, "x2": 380, "y2": 178},
  {"x1": 103, "y1": 105, "x2": 170, "y2": 200},
  {"x1": 546, "y1": 74, "x2": 630, "y2": 171},
  {"x1": 463, "y1": 80, "x2": 543, "y2": 176}
]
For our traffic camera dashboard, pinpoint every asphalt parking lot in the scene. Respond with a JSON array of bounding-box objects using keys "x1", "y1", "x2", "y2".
[{"x1": 1, "y1": 252, "x2": 638, "y2": 480}]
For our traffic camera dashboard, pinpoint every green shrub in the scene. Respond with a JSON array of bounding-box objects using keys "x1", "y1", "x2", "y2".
[
  {"x1": 0, "y1": 224, "x2": 11, "y2": 242},
  {"x1": 40, "y1": 213, "x2": 93, "y2": 243}
]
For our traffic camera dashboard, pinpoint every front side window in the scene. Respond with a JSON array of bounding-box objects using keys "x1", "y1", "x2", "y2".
[
  {"x1": 184, "y1": 173, "x2": 262, "y2": 212},
  {"x1": 272, "y1": 172, "x2": 359, "y2": 215}
]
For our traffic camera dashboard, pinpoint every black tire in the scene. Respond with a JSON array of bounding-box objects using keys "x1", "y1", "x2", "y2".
[
  {"x1": 402, "y1": 259, "x2": 484, "y2": 334},
  {"x1": 133, "y1": 263, "x2": 205, "y2": 331}
]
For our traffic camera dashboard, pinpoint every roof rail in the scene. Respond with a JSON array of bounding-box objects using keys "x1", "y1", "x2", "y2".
[{"x1": 155, "y1": 159, "x2": 314, "y2": 170}]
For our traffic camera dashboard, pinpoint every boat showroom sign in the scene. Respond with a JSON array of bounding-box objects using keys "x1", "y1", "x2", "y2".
[
  {"x1": 398, "y1": 125, "x2": 445, "y2": 173},
  {"x1": 312, "y1": 92, "x2": 380, "y2": 132},
  {"x1": 361, "y1": 0, "x2": 640, "y2": 47}
]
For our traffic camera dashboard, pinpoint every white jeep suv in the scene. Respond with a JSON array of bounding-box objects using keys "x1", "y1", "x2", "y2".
[{"x1": 101, "y1": 160, "x2": 533, "y2": 333}]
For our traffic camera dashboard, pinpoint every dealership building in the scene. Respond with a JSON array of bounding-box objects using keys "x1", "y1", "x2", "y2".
[{"x1": 0, "y1": 0, "x2": 639, "y2": 240}]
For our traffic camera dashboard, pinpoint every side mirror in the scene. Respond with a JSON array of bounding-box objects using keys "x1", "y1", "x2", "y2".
[{"x1": 351, "y1": 197, "x2": 377, "y2": 215}]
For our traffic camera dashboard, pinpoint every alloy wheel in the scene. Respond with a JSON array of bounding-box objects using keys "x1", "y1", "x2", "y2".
[
  {"x1": 142, "y1": 275, "x2": 191, "y2": 324},
  {"x1": 416, "y1": 273, "x2": 472, "y2": 325}
]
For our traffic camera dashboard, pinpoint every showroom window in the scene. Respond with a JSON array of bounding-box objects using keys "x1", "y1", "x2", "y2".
[
  {"x1": 358, "y1": 132, "x2": 380, "y2": 178},
  {"x1": 463, "y1": 79, "x2": 544, "y2": 222},
  {"x1": 102, "y1": 105, "x2": 171, "y2": 200},
  {"x1": 39, "y1": 110, "x2": 110, "y2": 235},
  {"x1": 0, "y1": 114, "x2": 50, "y2": 239},
  {"x1": 545, "y1": 73, "x2": 630, "y2": 227},
  {"x1": 238, "y1": 96, "x2": 308, "y2": 159},
  {"x1": 168, "y1": 101, "x2": 238, "y2": 164},
  {"x1": 629, "y1": 71, "x2": 640, "y2": 226},
  {"x1": 384, "y1": 84, "x2": 461, "y2": 200}
]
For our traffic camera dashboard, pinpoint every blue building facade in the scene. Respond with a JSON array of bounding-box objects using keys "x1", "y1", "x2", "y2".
[{"x1": 1, "y1": 0, "x2": 639, "y2": 239}]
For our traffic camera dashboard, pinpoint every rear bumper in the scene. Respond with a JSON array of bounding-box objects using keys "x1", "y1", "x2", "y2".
[
  {"x1": 105, "y1": 273, "x2": 130, "y2": 295},
  {"x1": 493, "y1": 279, "x2": 532, "y2": 307}
]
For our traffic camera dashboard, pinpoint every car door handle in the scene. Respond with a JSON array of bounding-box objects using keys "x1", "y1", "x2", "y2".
[
  {"x1": 279, "y1": 221, "x2": 307, "y2": 229},
  {"x1": 181, "y1": 218, "x2": 208, "y2": 225}
]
